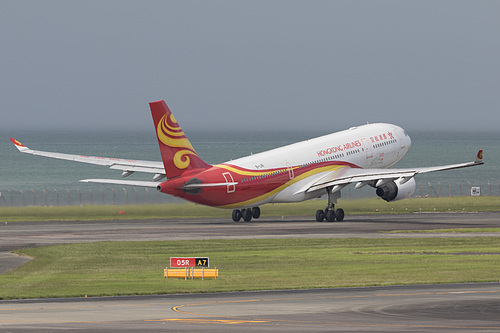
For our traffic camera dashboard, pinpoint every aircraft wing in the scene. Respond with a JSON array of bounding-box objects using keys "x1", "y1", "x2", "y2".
[
  {"x1": 305, "y1": 150, "x2": 484, "y2": 193},
  {"x1": 10, "y1": 138, "x2": 165, "y2": 179}
]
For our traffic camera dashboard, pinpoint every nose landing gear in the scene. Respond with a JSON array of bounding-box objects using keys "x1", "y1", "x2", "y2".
[{"x1": 232, "y1": 207, "x2": 261, "y2": 222}]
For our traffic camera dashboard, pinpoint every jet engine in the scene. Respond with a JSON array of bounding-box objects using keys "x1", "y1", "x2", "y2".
[{"x1": 376, "y1": 177, "x2": 416, "y2": 202}]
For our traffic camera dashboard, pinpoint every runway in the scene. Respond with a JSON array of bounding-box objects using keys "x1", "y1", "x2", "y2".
[
  {"x1": 1, "y1": 283, "x2": 499, "y2": 331},
  {"x1": 2, "y1": 212, "x2": 500, "y2": 253},
  {"x1": 1, "y1": 212, "x2": 499, "y2": 331}
]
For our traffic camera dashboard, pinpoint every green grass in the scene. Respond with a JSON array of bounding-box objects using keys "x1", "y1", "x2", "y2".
[
  {"x1": 1, "y1": 196, "x2": 499, "y2": 222},
  {"x1": 2, "y1": 237, "x2": 500, "y2": 299},
  {"x1": 386, "y1": 228, "x2": 500, "y2": 234},
  {"x1": 351, "y1": 196, "x2": 500, "y2": 214}
]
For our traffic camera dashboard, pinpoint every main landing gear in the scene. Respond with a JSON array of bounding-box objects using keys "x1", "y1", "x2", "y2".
[
  {"x1": 315, "y1": 186, "x2": 345, "y2": 222},
  {"x1": 315, "y1": 206, "x2": 345, "y2": 222},
  {"x1": 232, "y1": 207, "x2": 261, "y2": 222}
]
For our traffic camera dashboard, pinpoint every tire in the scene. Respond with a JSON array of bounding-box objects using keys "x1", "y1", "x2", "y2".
[
  {"x1": 242, "y1": 209, "x2": 253, "y2": 222},
  {"x1": 251, "y1": 207, "x2": 261, "y2": 219},
  {"x1": 315, "y1": 210, "x2": 325, "y2": 222},
  {"x1": 326, "y1": 209, "x2": 336, "y2": 222},
  {"x1": 232, "y1": 209, "x2": 242, "y2": 222},
  {"x1": 335, "y1": 208, "x2": 345, "y2": 222}
]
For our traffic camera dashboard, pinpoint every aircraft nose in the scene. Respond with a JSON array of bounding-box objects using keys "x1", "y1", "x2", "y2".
[
  {"x1": 405, "y1": 131, "x2": 412, "y2": 149},
  {"x1": 396, "y1": 126, "x2": 411, "y2": 150}
]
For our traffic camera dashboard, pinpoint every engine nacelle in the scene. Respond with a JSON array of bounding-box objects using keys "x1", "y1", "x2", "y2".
[{"x1": 376, "y1": 178, "x2": 416, "y2": 202}]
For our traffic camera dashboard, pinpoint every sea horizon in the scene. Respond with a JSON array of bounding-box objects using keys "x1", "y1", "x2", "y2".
[{"x1": 2, "y1": 129, "x2": 498, "y2": 207}]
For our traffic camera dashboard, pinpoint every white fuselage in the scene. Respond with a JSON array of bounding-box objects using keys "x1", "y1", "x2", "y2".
[
  {"x1": 217, "y1": 123, "x2": 412, "y2": 206},
  {"x1": 229, "y1": 123, "x2": 410, "y2": 171}
]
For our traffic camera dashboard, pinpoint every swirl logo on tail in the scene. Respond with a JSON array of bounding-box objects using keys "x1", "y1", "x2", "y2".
[
  {"x1": 157, "y1": 113, "x2": 194, "y2": 150},
  {"x1": 150, "y1": 100, "x2": 211, "y2": 178},
  {"x1": 157, "y1": 113, "x2": 198, "y2": 170}
]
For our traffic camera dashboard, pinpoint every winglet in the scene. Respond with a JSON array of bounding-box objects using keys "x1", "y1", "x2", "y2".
[
  {"x1": 10, "y1": 138, "x2": 30, "y2": 153},
  {"x1": 475, "y1": 149, "x2": 484, "y2": 164}
]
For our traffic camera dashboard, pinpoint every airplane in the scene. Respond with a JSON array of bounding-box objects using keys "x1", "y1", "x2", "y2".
[{"x1": 10, "y1": 99, "x2": 484, "y2": 222}]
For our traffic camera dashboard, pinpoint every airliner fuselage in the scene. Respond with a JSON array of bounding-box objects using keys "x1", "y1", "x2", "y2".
[
  {"x1": 11, "y1": 99, "x2": 482, "y2": 223},
  {"x1": 158, "y1": 123, "x2": 411, "y2": 209}
]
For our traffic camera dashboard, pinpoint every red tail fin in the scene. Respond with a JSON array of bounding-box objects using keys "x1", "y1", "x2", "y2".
[{"x1": 150, "y1": 100, "x2": 211, "y2": 179}]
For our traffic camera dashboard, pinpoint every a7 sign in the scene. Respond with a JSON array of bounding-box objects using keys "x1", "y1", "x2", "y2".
[{"x1": 170, "y1": 257, "x2": 209, "y2": 268}]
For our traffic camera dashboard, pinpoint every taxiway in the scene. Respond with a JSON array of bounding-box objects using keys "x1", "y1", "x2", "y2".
[{"x1": 1, "y1": 212, "x2": 499, "y2": 331}]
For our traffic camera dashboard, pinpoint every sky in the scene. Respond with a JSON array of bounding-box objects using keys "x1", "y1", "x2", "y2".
[{"x1": 1, "y1": 0, "x2": 499, "y2": 133}]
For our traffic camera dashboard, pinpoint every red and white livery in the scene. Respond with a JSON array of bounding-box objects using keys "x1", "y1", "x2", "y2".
[{"x1": 11, "y1": 100, "x2": 484, "y2": 222}]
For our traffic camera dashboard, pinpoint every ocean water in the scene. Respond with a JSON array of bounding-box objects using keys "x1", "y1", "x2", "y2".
[{"x1": 1, "y1": 129, "x2": 499, "y2": 206}]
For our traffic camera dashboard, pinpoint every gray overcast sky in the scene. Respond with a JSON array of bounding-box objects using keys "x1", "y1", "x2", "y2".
[{"x1": 1, "y1": 0, "x2": 499, "y2": 133}]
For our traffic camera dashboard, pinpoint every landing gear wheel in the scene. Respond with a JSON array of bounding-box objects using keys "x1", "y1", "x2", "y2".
[
  {"x1": 335, "y1": 208, "x2": 345, "y2": 222},
  {"x1": 232, "y1": 209, "x2": 242, "y2": 222},
  {"x1": 251, "y1": 207, "x2": 261, "y2": 219},
  {"x1": 315, "y1": 210, "x2": 325, "y2": 222},
  {"x1": 242, "y1": 209, "x2": 253, "y2": 222},
  {"x1": 326, "y1": 209, "x2": 336, "y2": 222},
  {"x1": 314, "y1": 186, "x2": 346, "y2": 222}
]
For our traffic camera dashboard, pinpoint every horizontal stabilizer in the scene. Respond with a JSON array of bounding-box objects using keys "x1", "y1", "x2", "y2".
[{"x1": 80, "y1": 179, "x2": 159, "y2": 188}]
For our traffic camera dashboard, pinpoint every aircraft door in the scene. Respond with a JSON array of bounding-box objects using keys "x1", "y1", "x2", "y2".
[
  {"x1": 286, "y1": 162, "x2": 294, "y2": 180},
  {"x1": 222, "y1": 172, "x2": 235, "y2": 193},
  {"x1": 361, "y1": 138, "x2": 373, "y2": 159}
]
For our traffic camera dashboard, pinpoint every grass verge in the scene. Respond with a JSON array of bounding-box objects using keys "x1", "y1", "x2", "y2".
[
  {"x1": 1, "y1": 196, "x2": 499, "y2": 222},
  {"x1": 2, "y1": 237, "x2": 500, "y2": 299},
  {"x1": 385, "y1": 228, "x2": 500, "y2": 233}
]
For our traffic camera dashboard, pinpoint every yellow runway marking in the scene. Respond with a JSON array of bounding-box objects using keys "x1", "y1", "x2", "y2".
[
  {"x1": 164, "y1": 289, "x2": 500, "y2": 329},
  {"x1": 171, "y1": 289, "x2": 500, "y2": 316},
  {"x1": 2, "y1": 289, "x2": 499, "y2": 329}
]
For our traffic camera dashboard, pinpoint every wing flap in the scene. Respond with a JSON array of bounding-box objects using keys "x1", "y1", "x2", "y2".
[{"x1": 109, "y1": 164, "x2": 165, "y2": 174}]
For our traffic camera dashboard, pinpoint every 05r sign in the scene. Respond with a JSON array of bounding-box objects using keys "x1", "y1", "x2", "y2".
[{"x1": 170, "y1": 257, "x2": 209, "y2": 268}]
